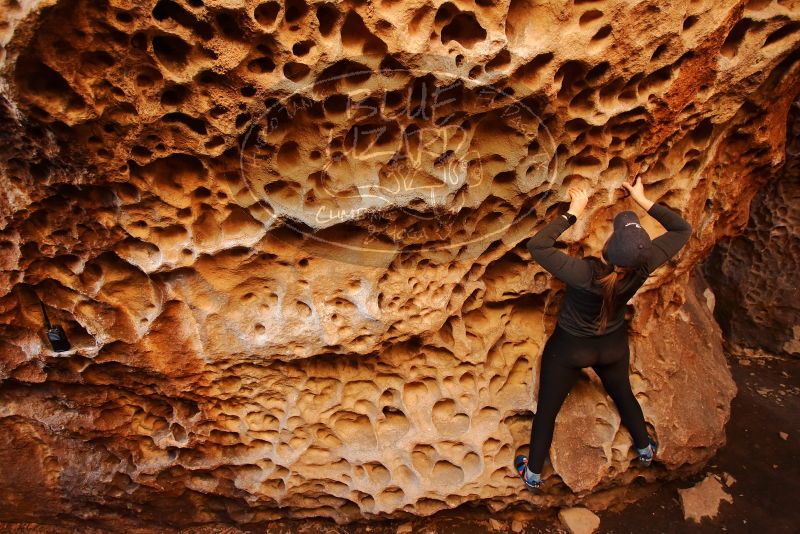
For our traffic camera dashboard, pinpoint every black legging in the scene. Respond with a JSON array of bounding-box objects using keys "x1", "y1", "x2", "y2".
[{"x1": 528, "y1": 322, "x2": 650, "y2": 473}]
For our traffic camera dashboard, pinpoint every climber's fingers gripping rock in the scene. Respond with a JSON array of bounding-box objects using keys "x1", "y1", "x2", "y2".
[
  {"x1": 620, "y1": 174, "x2": 645, "y2": 200},
  {"x1": 566, "y1": 186, "x2": 590, "y2": 216}
]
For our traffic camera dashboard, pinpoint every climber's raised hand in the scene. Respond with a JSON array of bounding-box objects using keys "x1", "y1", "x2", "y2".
[
  {"x1": 620, "y1": 174, "x2": 655, "y2": 211},
  {"x1": 621, "y1": 174, "x2": 645, "y2": 201},
  {"x1": 566, "y1": 185, "x2": 589, "y2": 217}
]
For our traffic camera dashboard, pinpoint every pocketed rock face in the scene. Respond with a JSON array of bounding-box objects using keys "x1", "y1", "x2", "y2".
[
  {"x1": 0, "y1": 0, "x2": 797, "y2": 526},
  {"x1": 704, "y1": 97, "x2": 800, "y2": 357}
]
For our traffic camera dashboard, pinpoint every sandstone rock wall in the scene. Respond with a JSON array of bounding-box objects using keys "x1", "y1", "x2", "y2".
[
  {"x1": 704, "y1": 97, "x2": 800, "y2": 357},
  {"x1": 0, "y1": 0, "x2": 798, "y2": 526}
]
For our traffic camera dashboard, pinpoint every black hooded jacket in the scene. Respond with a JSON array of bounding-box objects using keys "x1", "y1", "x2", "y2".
[{"x1": 526, "y1": 202, "x2": 693, "y2": 337}]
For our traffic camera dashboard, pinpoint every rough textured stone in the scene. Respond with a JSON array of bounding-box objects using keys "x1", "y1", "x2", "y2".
[
  {"x1": 558, "y1": 507, "x2": 600, "y2": 534},
  {"x1": 677, "y1": 474, "x2": 733, "y2": 523},
  {"x1": 0, "y1": 0, "x2": 797, "y2": 527},
  {"x1": 704, "y1": 98, "x2": 800, "y2": 357}
]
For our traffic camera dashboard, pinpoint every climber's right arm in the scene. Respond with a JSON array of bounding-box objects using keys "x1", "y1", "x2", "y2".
[
  {"x1": 623, "y1": 177, "x2": 692, "y2": 275},
  {"x1": 642, "y1": 202, "x2": 693, "y2": 274}
]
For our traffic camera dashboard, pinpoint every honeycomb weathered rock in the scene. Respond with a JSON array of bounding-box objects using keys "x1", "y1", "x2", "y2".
[
  {"x1": 0, "y1": 0, "x2": 798, "y2": 526},
  {"x1": 704, "y1": 97, "x2": 800, "y2": 357}
]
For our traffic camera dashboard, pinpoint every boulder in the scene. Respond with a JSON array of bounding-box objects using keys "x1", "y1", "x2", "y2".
[
  {"x1": 678, "y1": 474, "x2": 733, "y2": 523},
  {"x1": 558, "y1": 507, "x2": 601, "y2": 534}
]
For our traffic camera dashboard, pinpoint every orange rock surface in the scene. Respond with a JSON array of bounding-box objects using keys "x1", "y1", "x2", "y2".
[{"x1": 0, "y1": 0, "x2": 798, "y2": 526}]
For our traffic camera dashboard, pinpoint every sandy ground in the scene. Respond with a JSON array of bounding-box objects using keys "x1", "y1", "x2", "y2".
[
  {"x1": 1, "y1": 352, "x2": 797, "y2": 534},
  {"x1": 599, "y1": 352, "x2": 800, "y2": 534}
]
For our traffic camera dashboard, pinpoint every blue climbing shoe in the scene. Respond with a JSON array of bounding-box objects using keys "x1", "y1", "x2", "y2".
[
  {"x1": 637, "y1": 439, "x2": 658, "y2": 467},
  {"x1": 514, "y1": 455, "x2": 542, "y2": 492}
]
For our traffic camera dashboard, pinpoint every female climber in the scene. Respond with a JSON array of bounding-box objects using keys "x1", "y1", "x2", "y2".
[{"x1": 514, "y1": 175, "x2": 693, "y2": 492}]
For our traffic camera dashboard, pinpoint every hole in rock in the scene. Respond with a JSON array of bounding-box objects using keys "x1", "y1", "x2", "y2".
[
  {"x1": 380, "y1": 54, "x2": 406, "y2": 73},
  {"x1": 209, "y1": 105, "x2": 228, "y2": 118},
  {"x1": 152, "y1": 0, "x2": 211, "y2": 40},
  {"x1": 285, "y1": 0, "x2": 309, "y2": 23},
  {"x1": 171, "y1": 424, "x2": 187, "y2": 441},
  {"x1": 591, "y1": 24, "x2": 612, "y2": 41},
  {"x1": 579, "y1": 9, "x2": 603, "y2": 27},
  {"x1": 690, "y1": 117, "x2": 714, "y2": 144},
  {"x1": 316, "y1": 3, "x2": 339, "y2": 36},
  {"x1": 721, "y1": 18, "x2": 755, "y2": 58},
  {"x1": 135, "y1": 68, "x2": 163, "y2": 88},
  {"x1": 284, "y1": 62, "x2": 311, "y2": 81},
  {"x1": 152, "y1": 34, "x2": 191, "y2": 70},
  {"x1": 324, "y1": 94, "x2": 350, "y2": 114},
  {"x1": 513, "y1": 52, "x2": 554, "y2": 84},
  {"x1": 442, "y1": 14, "x2": 486, "y2": 48},
  {"x1": 344, "y1": 122, "x2": 400, "y2": 154},
  {"x1": 248, "y1": 57, "x2": 276, "y2": 73},
  {"x1": 586, "y1": 60, "x2": 610, "y2": 83},
  {"x1": 683, "y1": 15, "x2": 699, "y2": 31},
  {"x1": 341, "y1": 10, "x2": 387, "y2": 55},
  {"x1": 486, "y1": 49, "x2": 510, "y2": 72},
  {"x1": 315, "y1": 60, "x2": 372, "y2": 94},
  {"x1": 764, "y1": 21, "x2": 800, "y2": 47},
  {"x1": 489, "y1": 171, "x2": 515, "y2": 186},
  {"x1": 292, "y1": 40, "x2": 314, "y2": 56},
  {"x1": 216, "y1": 10, "x2": 244, "y2": 39},
  {"x1": 569, "y1": 87, "x2": 595, "y2": 113},
  {"x1": 132, "y1": 145, "x2": 152, "y2": 158},
  {"x1": 197, "y1": 70, "x2": 225, "y2": 86},
  {"x1": 162, "y1": 112, "x2": 207, "y2": 135},
  {"x1": 639, "y1": 65, "x2": 673, "y2": 94},
  {"x1": 80, "y1": 51, "x2": 116, "y2": 74},
  {"x1": 255, "y1": 1, "x2": 281, "y2": 27},
  {"x1": 116, "y1": 11, "x2": 133, "y2": 23},
  {"x1": 203, "y1": 135, "x2": 226, "y2": 150},
  {"x1": 650, "y1": 43, "x2": 668, "y2": 62},
  {"x1": 235, "y1": 112, "x2": 251, "y2": 128},
  {"x1": 160, "y1": 85, "x2": 189, "y2": 106},
  {"x1": 555, "y1": 60, "x2": 587, "y2": 102},
  {"x1": 15, "y1": 58, "x2": 86, "y2": 112},
  {"x1": 745, "y1": 0, "x2": 772, "y2": 10},
  {"x1": 194, "y1": 21, "x2": 214, "y2": 40},
  {"x1": 409, "y1": 4, "x2": 433, "y2": 35},
  {"x1": 131, "y1": 32, "x2": 148, "y2": 50},
  {"x1": 192, "y1": 186, "x2": 212, "y2": 199}
]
